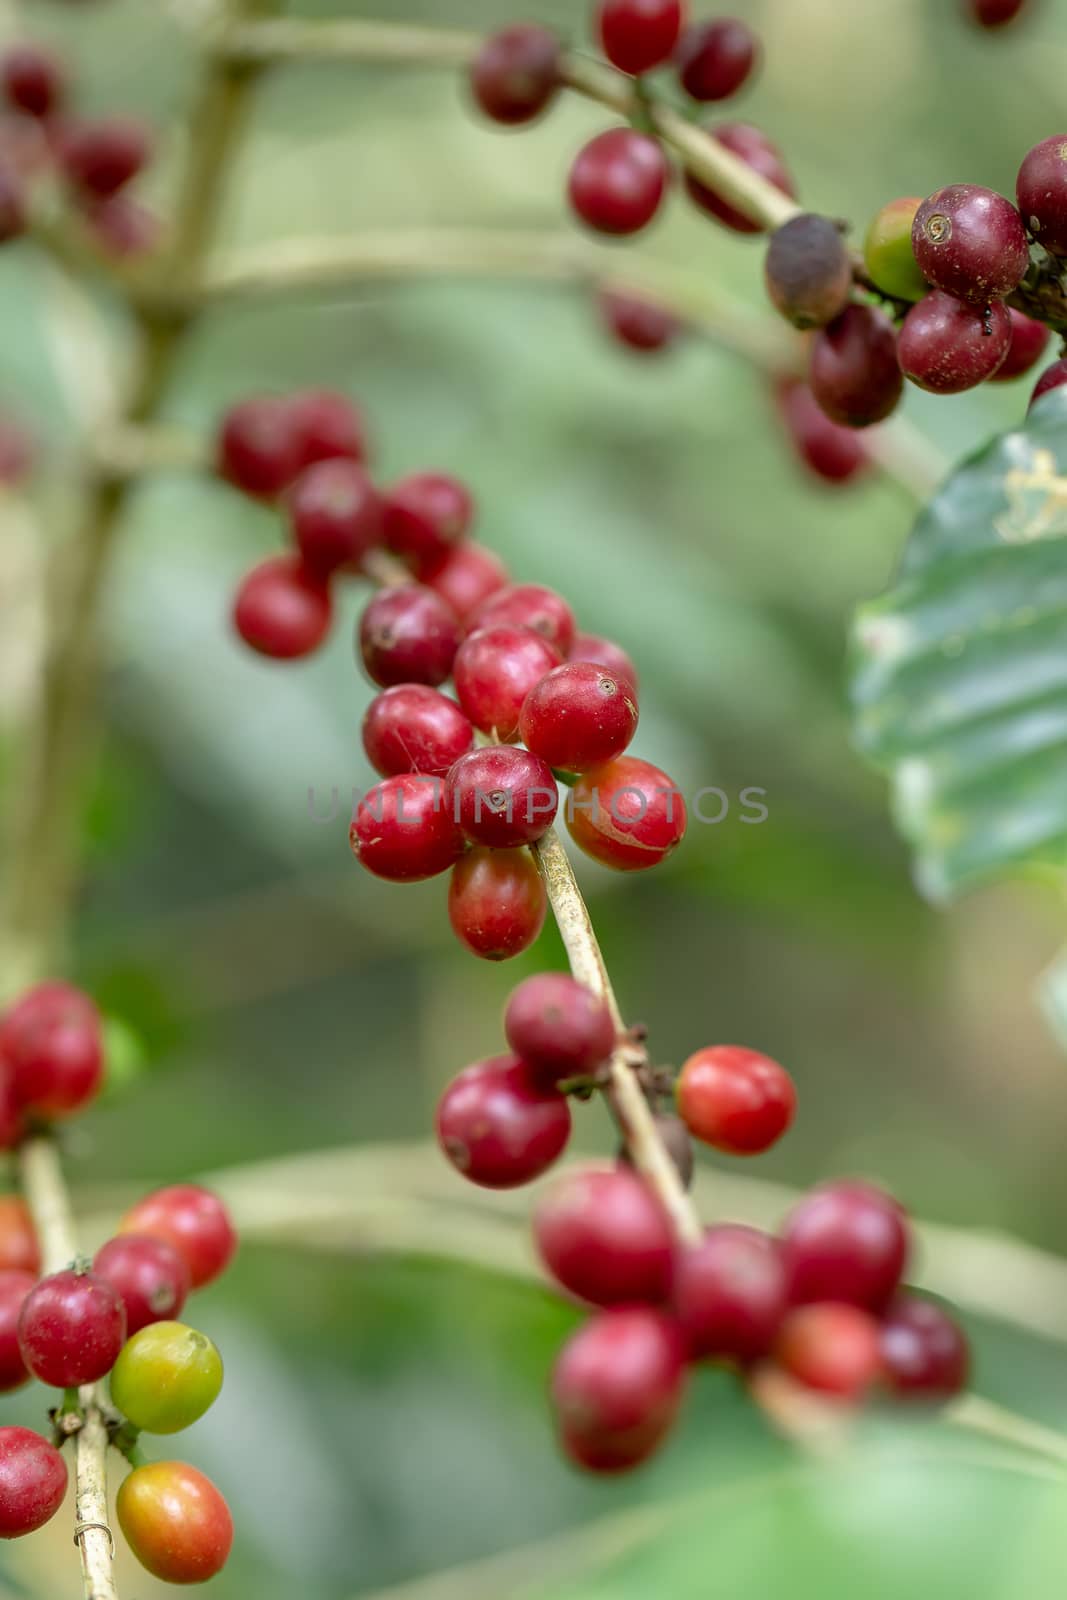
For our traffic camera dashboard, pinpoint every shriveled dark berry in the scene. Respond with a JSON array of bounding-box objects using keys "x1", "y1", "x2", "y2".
[
  {"x1": 764, "y1": 213, "x2": 853, "y2": 330},
  {"x1": 619, "y1": 1113, "x2": 694, "y2": 1189}
]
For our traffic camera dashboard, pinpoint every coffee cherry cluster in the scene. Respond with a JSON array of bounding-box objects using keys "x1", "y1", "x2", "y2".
[
  {"x1": 0, "y1": 39, "x2": 158, "y2": 259},
  {"x1": 0, "y1": 980, "x2": 235, "y2": 1583}
]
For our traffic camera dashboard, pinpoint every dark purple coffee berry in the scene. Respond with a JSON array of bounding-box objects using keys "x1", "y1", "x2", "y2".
[
  {"x1": 1017, "y1": 134, "x2": 1067, "y2": 256},
  {"x1": 469, "y1": 25, "x2": 560, "y2": 125},
  {"x1": 809, "y1": 304, "x2": 903, "y2": 427},
  {"x1": 912, "y1": 184, "x2": 1029, "y2": 303},
  {"x1": 675, "y1": 19, "x2": 759, "y2": 103},
  {"x1": 898, "y1": 291, "x2": 1011, "y2": 393}
]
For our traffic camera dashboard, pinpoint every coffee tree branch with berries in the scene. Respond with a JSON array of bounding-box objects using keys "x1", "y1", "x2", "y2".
[{"x1": 1, "y1": 0, "x2": 1067, "y2": 1594}]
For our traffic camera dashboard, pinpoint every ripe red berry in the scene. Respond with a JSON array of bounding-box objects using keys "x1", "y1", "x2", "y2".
[
  {"x1": 62, "y1": 115, "x2": 151, "y2": 197},
  {"x1": 685, "y1": 122, "x2": 794, "y2": 234},
  {"x1": 359, "y1": 583, "x2": 461, "y2": 689},
  {"x1": 286, "y1": 459, "x2": 382, "y2": 578},
  {"x1": 452, "y1": 624, "x2": 562, "y2": 740},
  {"x1": 436, "y1": 1055, "x2": 571, "y2": 1187},
  {"x1": 618, "y1": 1111, "x2": 694, "y2": 1188},
  {"x1": 383, "y1": 473, "x2": 474, "y2": 575},
  {"x1": 471, "y1": 583, "x2": 576, "y2": 655},
  {"x1": 598, "y1": 288, "x2": 679, "y2": 353},
  {"x1": 286, "y1": 388, "x2": 368, "y2": 471},
  {"x1": 424, "y1": 540, "x2": 508, "y2": 621},
  {"x1": 233, "y1": 556, "x2": 332, "y2": 660},
  {"x1": 447, "y1": 745, "x2": 559, "y2": 848},
  {"x1": 598, "y1": 0, "x2": 683, "y2": 76},
  {"x1": 18, "y1": 1267, "x2": 126, "y2": 1387},
  {"x1": 448, "y1": 846, "x2": 547, "y2": 960},
  {"x1": 781, "y1": 1180, "x2": 908, "y2": 1311},
  {"x1": 504, "y1": 972, "x2": 616, "y2": 1083},
  {"x1": 764, "y1": 213, "x2": 853, "y2": 330},
  {"x1": 0, "y1": 980, "x2": 103, "y2": 1120},
  {"x1": 470, "y1": 24, "x2": 560, "y2": 125},
  {"x1": 0, "y1": 164, "x2": 25, "y2": 244},
  {"x1": 533, "y1": 1166, "x2": 674, "y2": 1305},
  {"x1": 1030, "y1": 356, "x2": 1067, "y2": 408},
  {"x1": 676, "y1": 1045, "x2": 796, "y2": 1156},
  {"x1": 912, "y1": 184, "x2": 1029, "y2": 303},
  {"x1": 1018, "y1": 134, "x2": 1067, "y2": 254},
  {"x1": 93, "y1": 1235, "x2": 190, "y2": 1337},
  {"x1": 775, "y1": 379, "x2": 869, "y2": 485},
  {"x1": 117, "y1": 1461, "x2": 232, "y2": 1584},
  {"x1": 970, "y1": 0, "x2": 1027, "y2": 26},
  {"x1": 0, "y1": 1427, "x2": 67, "y2": 1538},
  {"x1": 0, "y1": 1069, "x2": 20, "y2": 1151},
  {"x1": 217, "y1": 395, "x2": 301, "y2": 499},
  {"x1": 0, "y1": 1271, "x2": 34, "y2": 1392},
  {"x1": 809, "y1": 304, "x2": 903, "y2": 426},
  {"x1": 569, "y1": 630, "x2": 638, "y2": 693},
  {"x1": 673, "y1": 1225, "x2": 786, "y2": 1362},
  {"x1": 0, "y1": 1197, "x2": 39, "y2": 1275},
  {"x1": 566, "y1": 755, "x2": 686, "y2": 871},
  {"x1": 990, "y1": 307, "x2": 1049, "y2": 381},
  {"x1": 552, "y1": 1308, "x2": 685, "y2": 1473},
  {"x1": 120, "y1": 1185, "x2": 236, "y2": 1290},
  {"x1": 898, "y1": 291, "x2": 1011, "y2": 393},
  {"x1": 520, "y1": 662, "x2": 639, "y2": 773},
  {"x1": 363, "y1": 684, "x2": 473, "y2": 779},
  {"x1": 775, "y1": 1302, "x2": 883, "y2": 1399},
  {"x1": 880, "y1": 1294, "x2": 970, "y2": 1402},
  {"x1": 1, "y1": 46, "x2": 66, "y2": 119},
  {"x1": 675, "y1": 19, "x2": 759, "y2": 102},
  {"x1": 350, "y1": 774, "x2": 464, "y2": 882},
  {"x1": 569, "y1": 129, "x2": 670, "y2": 237}
]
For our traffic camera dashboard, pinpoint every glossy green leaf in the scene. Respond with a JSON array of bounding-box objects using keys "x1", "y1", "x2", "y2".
[{"x1": 851, "y1": 387, "x2": 1067, "y2": 901}]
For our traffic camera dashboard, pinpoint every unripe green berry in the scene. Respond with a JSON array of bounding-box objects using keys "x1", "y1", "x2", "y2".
[
  {"x1": 764, "y1": 213, "x2": 853, "y2": 330},
  {"x1": 863, "y1": 197, "x2": 928, "y2": 302},
  {"x1": 110, "y1": 1321, "x2": 223, "y2": 1434}
]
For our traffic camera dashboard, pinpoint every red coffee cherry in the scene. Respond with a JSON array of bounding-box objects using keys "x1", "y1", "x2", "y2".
[
  {"x1": 62, "y1": 115, "x2": 151, "y2": 198},
  {"x1": 675, "y1": 18, "x2": 759, "y2": 102},
  {"x1": 0, "y1": 1271, "x2": 34, "y2": 1392},
  {"x1": 0, "y1": 1197, "x2": 39, "y2": 1275},
  {"x1": 673, "y1": 1224, "x2": 786, "y2": 1362},
  {"x1": 424, "y1": 540, "x2": 508, "y2": 621},
  {"x1": 566, "y1": 755, "x2": 686, "y2": 871},
  {"x1": 912, "y1": 184, "x2": 1029, "y2": 303},
  {"x1": 470, "y1": 24, "x2": 560, "y2": 125},
  {"x1": 675, "y1": 1044, "x2": 796, "y2": 1156},
  {"x1": 1018, "y1": 133, "x2": 1067, "y2": 254},
  {"x1": 18, "y1": 1267, "x2": 126, "y2": 1387},
  {"x1": 533, "y1": 1166, "x2": 674, "y2": 1305},
  {"x1": 1030, "y1": 356, "x2": 1067, "y2": 408},
  {"x1": 447, "y1": 745, "x2": 559, "y2": 848},
  {"x1": 990, "y1": 307, "x2": 1049, "y2": 381},
  {"x1": 383, "y1": 473, "x2": 474, "y2": 574},
  {"x1": 85, "y1": 193, "x2": 163, "y2": 260},
  {"x1": 93, "y1": 1234, "x2": 190, "y2": 1337},
  {"x1": 350, "y1": 775, "x2": 464, "y2": 882},
  {"x1": 448, "y1": 847, "x2": 547, "y2": 960},
  {"x1": 598, "y1": 288, "x2": 679, "y2": 353},
  {"x1": 217, "y1": 395, "x2": 302, "y2": 499},
  {"x1": 598, "y1": 0, "x2": 683, "y2": 76},
  {"x1": 1, "y1": 45, "x2": 66, "y2": 118},
  {"x1": 809, "y1": 304, "x2": 903, "y2": 427},
  {"x1": 0, "y1": 1069, "x2": 20, "y2": 1152},
  {"x1": 880, "y1": 1294, "x2": 970, "y2": 1402},
  {"x1": 0, "y1": 1427, "x2": 68, "y2": 1538},
  {"x1": 436, "y1": 1055, "x2": 571, "y2": 1187},
  {"x1": 358, "y1": 583, "x2": 461, "y2": 689},
  {"x1": 452, "y1": 624, "x2": 562, "y2": 740},
  {"x1": 287, "y1": 459, "x2": 383, "y2": 578},
  {"x1": 569, "y1": 630, "x2": 638, "y2": 693},
  {"x1": 764, "y1": 213, "x2": 853, "y2": 330},
  {"x1": 552, "y1": 1308, "x2": 686, "y2": 1473},
  {"x1": 569, "y1": 129, "x2": 670, "y2": 237},
  {"x1": 504, "y1": 972, "x2": 616, "y2": 1083},
  {"x1": 897, "y1": 291, "x2": 1011, "y2": 394},
  {"x1": 1, "y1": 980, "x2": 103, "y2": 1120},
  {"x1": 775, "y1": 1302, "x2": 883, "y2": 1399},
  {"x1": 117, "y1": 1461, "x2": 233, "y2": 1584},
  {"x1": 471, "y1": 583, "x2": 575, "y2": 655},
  {"x1": 781, "y1": 1180, "x2": 909, "y2": 1311},
  {"x1": 520, "y1": 662, "x2": 638, "y2": 773},
  {"x1": 286, "y1": 388, "x2": 369, "y2": 471},
  {"x1": 618, "y1": 1111, "x2": 694, "y2": 1188},
  {"x1": 362, "y1": 685, "x2": 473, "y2": 779},
  {"x1": 775, "y1": 379, "x2": 869, "y2": 485},
  {"x1": 970, "y1": 0, "x2": 1027, "y2": 27},
  {"x1": 233, "y1": 556, "x2": 332, "y2": 661},
  {"x1": 120, "y1": 1185, "x2": 236, "y2": 1290},
  {"x1": 685, "y1": 122, "x2": 795, "y2": 234}
]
